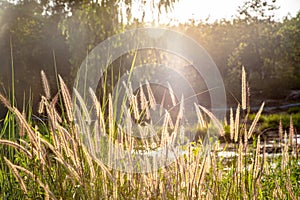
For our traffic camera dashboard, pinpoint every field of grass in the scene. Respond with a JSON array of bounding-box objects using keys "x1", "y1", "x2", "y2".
[{"x1": 0, "y1": 69, "x2": 299, "y2": 199}]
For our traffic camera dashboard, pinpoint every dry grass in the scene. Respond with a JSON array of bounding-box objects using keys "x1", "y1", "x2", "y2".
[{"x1": 0, "y1": 69, "x2": 299, "y2": 199}]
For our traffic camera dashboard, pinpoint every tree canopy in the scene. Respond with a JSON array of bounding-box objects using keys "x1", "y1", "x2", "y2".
[{"x1": 0, "y1": 0, "x2": 299, "y2": 117}]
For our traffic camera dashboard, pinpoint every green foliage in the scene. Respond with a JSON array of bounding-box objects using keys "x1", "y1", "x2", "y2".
[
  {"x1": 171, "y1": 9, "x2": 300, "y2": 103},
  {"x1": 288, "y1": 107, "x2": 300, "y2": 114},
  {"x1": 0, "y1": 0, "x2": 299, "y2": 112},
  {"x1": 250, "y1": 112, "x2": 300, "y2": 130},
  {"x1": 0, "y1": 0, "x2": 179, "y2": 116}
]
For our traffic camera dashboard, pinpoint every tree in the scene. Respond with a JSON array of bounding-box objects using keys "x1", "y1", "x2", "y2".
[
  {"x1": 275, "y1": 13, "x2": 300, "y2": 90},
  {"x1": 226, "y1": 0, "x2": 282, "y2": 98},
  {"x1": 58, "y1": 0, "x2": 178, "y2": 77},
  {"x1": 0, "y1": 0, "x2": 179, "y2": 117}
]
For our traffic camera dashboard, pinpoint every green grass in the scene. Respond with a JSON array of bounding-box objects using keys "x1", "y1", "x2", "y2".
[
  {"x1": 249, "y1": 112, "x2": 300, "y2": 131},
  {"x1": 0, "y1": 68, "x2": 299, "y2": 199},
  {"x1": 288, "y1": 107, "x2": 300, "y2": 114}
]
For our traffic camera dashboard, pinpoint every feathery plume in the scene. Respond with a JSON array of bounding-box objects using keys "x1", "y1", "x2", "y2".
[
  {"x1": 13, "y1": 107, "x2": 38, "y2": 148},
  {"x1": 198, "y1": 105, "x2": 224, "y2": 136},
  {"x1": 4, "y1": 157, "x2": 28, "y2": 194},
  {"x1": 19, "y1": 110, "x2": 26, "y2": 137},
  {"x1": 254, "y1": 135, "x2": 260, "y2": 178},
  {"x1": 279, "y1": 118, "x2": 283, "y2": 141},
  {"x1": 73, "y1": 88, "x2": 91, "y2": 124},
  {"x1": 230, "y1": 108, "x2": 234, "y2": 140},
  {"x1": 281, "y1": 131, "x2": 289, "y2": 170},
  {"x1": 0, "y1": 140, "x2": 32, "y2": 159},
  {"x1": 89, "y1": 87, "x2": 100, "y2": 115},
  {"x1": 146, "y1": 80, "x2": 156, "y2": 110},
  {"x1": 54, "y1": 156, "x2": 81, "y2": 184},
  {"x1": 289, "y1": 116, "x2": 294, "y2": 147},
  {"x1": 161, "y1": 111, "x2": 171, "y2": 146},
  {"x1": 241, "y1": 66, "x2": 247, "y2": 110},
  {"x1": 108, "y1": 94, "x2": 114, "y2": 136},
  {"x1": 89, "y1": 88, "x2": 106, "y2": 134},
  {"x1": 82, "y1": 145, "x2": 96, "y2": 181},
  {"x1": 248, "y1": 102, "x2": 264, "y2": 139},
  {"x1": 284, "y1": 175, "x2": 297, "y2": 200},
  {"x1": 167, "y1": 82, "x2": 177, "y2": 107},
  {"x1": 139, "y1": 83, "x2": 150, "y2": 120},
  {"x1": 234, "y1": 104, "x2": 240, "y2": 142},
  {"x1": 58, "y1": 75, "x2": 73, "y2": 122},
  {"x1": 238, "y1": 137, "x2": 243, "y2": 174},
  {"x1": 131, "y1": 95, "x2": 140, "y2": 121},
  {"x1": 295, "y1": 129, "x2": 298, "y2": 159},
  {"x1": 13, "y1": 163, "x2": 57, "y2": 200},
  {"x1": 38, "y1": 98, "x2": 45, "y2": 114},
  {"x1": 0, "y1": 93, "x2": 11, "y2": 108},
  {"x1": 195, "y1": 103, "x2": 205, "y2": 128},
  {"x1": 41, "y1": 70, "x2": 51, "y2": 99}
]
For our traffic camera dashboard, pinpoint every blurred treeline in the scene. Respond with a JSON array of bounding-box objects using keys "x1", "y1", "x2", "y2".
[
  {"x1": 176, "y1": 13, "x2": 300, "y2": 103},
  {"x1": 0, "y1": 0, "x2": 299, "y2": 117}
]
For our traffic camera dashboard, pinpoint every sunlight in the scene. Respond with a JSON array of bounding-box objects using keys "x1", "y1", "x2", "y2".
[
  {"x1": 129, "y1": 0, "x2": 241, "y2": 24},
  {"x1": 129, "y1": 0, "x2": 300, "y2": 24},
  {"x1": 168, "y1": 0, "x2": 238, "y2": 23}
]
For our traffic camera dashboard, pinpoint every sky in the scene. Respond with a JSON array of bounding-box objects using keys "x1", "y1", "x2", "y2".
[{"x1": 134, "y1": 0, "x2": 300, "y2": 24}]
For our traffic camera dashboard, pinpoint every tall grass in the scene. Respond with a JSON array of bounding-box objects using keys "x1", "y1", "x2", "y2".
[{"x1": 0, "y1": 67, "x2": 299, "y2": 199}]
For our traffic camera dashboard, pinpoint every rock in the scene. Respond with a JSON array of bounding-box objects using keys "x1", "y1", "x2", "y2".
[{"x1": 286, "y1": 90, "x2": 300, "y2": 101}]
